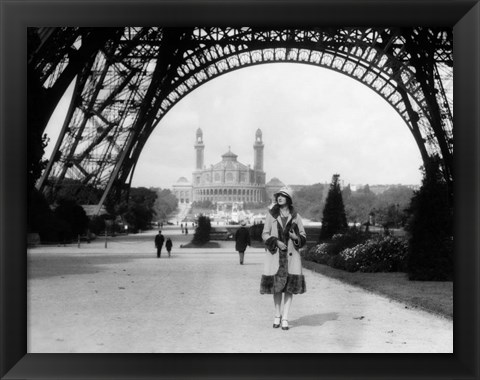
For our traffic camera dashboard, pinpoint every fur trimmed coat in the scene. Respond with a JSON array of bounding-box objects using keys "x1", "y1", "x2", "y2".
[{"x1": 260, "y1": 205, "x2": 307, "y2": 294}]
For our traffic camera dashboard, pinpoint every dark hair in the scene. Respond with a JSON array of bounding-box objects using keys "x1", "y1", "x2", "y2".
[
  {"x1": 272, "y1": 200, "x2": 294, "y2": 215},
  {"x1": 274, "y1": 193, "x2": 293, "y2": 207},
  {"x1": 159, "y1": 230, "x2": 162, "y2": 233}
]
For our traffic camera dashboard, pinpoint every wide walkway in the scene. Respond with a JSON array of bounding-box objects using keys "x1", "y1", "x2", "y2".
[{"x1": 27, "y1": 227, "x2": 453, "y2": 353}]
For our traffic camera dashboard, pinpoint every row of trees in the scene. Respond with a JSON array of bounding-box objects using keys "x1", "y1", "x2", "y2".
[
  {"x1": 294, "y1": 182, "x2": 415, "y2": 227},
  {"x1": 318, "y1": 157, "x2": 453, "y2": 280},
  {"x1": 29, "y1": 181, "x2": 177, "y2": 243}
]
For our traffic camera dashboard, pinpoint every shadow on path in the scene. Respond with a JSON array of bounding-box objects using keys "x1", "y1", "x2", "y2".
[
  {"x1": 290, "y1": 312, "x2": 339, "y2": 328},
  {"x1": 28, "y1": 254, "x2": 152, "y2": 280}
]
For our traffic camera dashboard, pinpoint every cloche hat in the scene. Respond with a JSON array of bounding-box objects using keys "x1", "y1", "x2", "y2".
[{"x1": 274, "y1": 186, "x2": 293, "y2": 202}]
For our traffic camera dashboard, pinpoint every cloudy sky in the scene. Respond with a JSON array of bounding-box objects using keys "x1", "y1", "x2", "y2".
[{"x1": 45, "y1": 63, "x2": 424, "y2": 189}]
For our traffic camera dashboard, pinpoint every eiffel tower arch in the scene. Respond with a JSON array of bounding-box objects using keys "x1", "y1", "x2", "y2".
[{"x1": 29, "y1": 27, "x2": 453, "y2": 213}]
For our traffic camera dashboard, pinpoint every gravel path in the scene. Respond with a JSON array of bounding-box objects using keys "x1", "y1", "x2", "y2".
[{"x1": 27, "y1": 228, "x2": 452, "y2": 353}]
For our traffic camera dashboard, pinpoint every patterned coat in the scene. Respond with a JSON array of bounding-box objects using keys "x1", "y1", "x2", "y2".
[{"x1": 260, "y1": 205, "x2": 307, "y2": 294}]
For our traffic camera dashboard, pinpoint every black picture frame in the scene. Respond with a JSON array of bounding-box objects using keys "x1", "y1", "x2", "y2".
[{"x1": 1, "y1": 1, "x2": 478, "y2": 379}]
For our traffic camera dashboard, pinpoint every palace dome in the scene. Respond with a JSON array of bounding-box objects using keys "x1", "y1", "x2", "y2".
[
  {"x1": 176, "y1": 176, "x2": 190, "y2": 184},
  {"x1": 266, "y1": 177, "x2": 285, "y2": 187}
]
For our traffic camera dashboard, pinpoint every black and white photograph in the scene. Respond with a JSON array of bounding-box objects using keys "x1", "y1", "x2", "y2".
[
  {"x1": 1, "y1": 1, "x2": 479, "y2": 379},
  {"x1": 27, "y1": 26, "x2": 454, "y2": 353}
]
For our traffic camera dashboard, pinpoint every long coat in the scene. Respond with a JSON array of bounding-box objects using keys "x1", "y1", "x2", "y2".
[
  {"x1": 235, "y1": 227, "x2": 251, "y2": 252},
  {"x1": 260, "y1": 205, "x2": 307, "y2": 294},
  {"x1": 155, "y1": 233, "x2": 165, "y2": 248}
]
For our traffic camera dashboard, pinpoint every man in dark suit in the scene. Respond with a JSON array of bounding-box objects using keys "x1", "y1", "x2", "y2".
[
  {"x1": 235, "y1": 220, "x2": 251, "y2": 265},
  {"x1": 155, "y1": 230, "x2": 165, "y2": 258}
]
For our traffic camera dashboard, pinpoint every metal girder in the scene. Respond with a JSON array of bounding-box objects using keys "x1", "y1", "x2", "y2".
[{"x1": 30, "y1": 27, "x2": 453, "y2": 212}]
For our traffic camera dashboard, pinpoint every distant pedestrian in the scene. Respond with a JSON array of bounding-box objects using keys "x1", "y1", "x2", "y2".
[
  {"x1": 235, "y1": 220, "x2": 251, "y2": 265},
  {"x1": 165, "y1": 238, "x2": 173, "y2": 257},
  {"x1": 185, "y1": 226, "x2": 189, "y2": 235},
  {"x1": 260, "y1": 187, "x2": 307, "y2": 331},
  {"x1": 181, "y1": 223, "x2": 184, "y2": 234},
  {"x1": 154, "y1": 230, "x2": 165, "y2": 258}
]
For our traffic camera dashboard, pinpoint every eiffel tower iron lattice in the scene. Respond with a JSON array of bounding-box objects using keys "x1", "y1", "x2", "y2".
[{"x1": 29, "y1": 27, "x2": 453, "y2": 214}]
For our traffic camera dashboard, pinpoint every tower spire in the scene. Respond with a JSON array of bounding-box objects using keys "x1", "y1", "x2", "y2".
[
  {"x1": 254, "y1": 128, "x2": 264, "y2": 171},
  {"x1": 195, "y1": 128, "x2": 205, "y2": 170}
]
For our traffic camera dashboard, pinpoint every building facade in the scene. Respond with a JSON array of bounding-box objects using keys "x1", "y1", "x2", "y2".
[
  {"x1": 173, "y1": 128, "x2": 284, "y2": 205},
  {"x1": 172, "y1": 177, "x2": 193, "y2": 204}
]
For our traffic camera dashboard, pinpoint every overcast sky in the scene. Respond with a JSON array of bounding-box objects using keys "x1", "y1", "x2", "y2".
[{"x1": 45, "y1": 63, "x2": 424, "y2": 190}]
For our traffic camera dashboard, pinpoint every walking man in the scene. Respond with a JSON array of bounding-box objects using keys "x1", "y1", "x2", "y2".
[
  {"x1": 155, "y1": 230, "x2": 165, "y2": 258},
  {"x1": 235, "y1": 220, "x2": 251, "y2": 265}
]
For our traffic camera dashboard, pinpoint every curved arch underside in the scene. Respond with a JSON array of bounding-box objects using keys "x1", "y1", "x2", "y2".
[{"x1": 30, "y1": 27, "x2": 453, "y2": 209}]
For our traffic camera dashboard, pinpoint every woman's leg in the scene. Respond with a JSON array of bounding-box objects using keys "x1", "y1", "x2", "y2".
[
  {"x1": 280, "y1": 292, "x2": 293, "y2": 330},
  {"x1": 273, "y1": 292, "x2": 282, "y2": 317},
  {"x1": 282, "y1": 292, "x2": 293, "y2": 321},
  {"x1": 272, "y1": 292, "x2": 282, "y2": 327}
]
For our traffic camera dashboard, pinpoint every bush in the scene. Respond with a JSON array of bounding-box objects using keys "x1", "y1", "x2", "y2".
[
  {"x1": 88, "y1": 215, "x2": 106, "y2": 235},
  {"x1": 37, "y1": 211, "x2": 71, "y2": 243},
  {"x1": 302, "y1": 243, "x2": 331, "y2": 264},
  {"x1": 54, "y1": 198, "x2": 89, "y2": 240},
  {"x1": 340, "y1": 236, "x2": 408, "y2": 273},
  {"x1": 329, "y1": 228, "x2": 371, "y2": 254},
  {"x1": 327, "y1": 253, "x2": 347, "y2": 270},
  {"x1": 303, "y1": 228, "x2": 371, "y2": 266},
  {"x1": 192, "y1": 215, "x2": 211, "y2": 245}
]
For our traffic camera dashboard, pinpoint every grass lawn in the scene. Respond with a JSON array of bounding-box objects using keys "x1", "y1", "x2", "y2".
[
  {"x1": 302, "y1": 260, "x2": 453, "y2": 320},
  {"x1": 251, "y1": 239, "x2": 452, "y2": 319}
]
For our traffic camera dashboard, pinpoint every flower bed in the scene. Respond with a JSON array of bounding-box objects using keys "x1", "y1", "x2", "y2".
[
  {"x1": 303, "y1": 233, "x2": 408, "y2": 273},
  {"x1": 340, "y1": 236, "x2": 408, "y2": 272}
]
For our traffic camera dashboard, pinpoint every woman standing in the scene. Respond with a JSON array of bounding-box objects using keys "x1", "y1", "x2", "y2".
[{"x1": 260, "y1": 187, "x2": 307, "y2": 330}]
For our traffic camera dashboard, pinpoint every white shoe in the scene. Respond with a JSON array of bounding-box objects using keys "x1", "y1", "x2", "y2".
[{"x1": 273, "y1": 316, "x2": 281, "y2": 328}]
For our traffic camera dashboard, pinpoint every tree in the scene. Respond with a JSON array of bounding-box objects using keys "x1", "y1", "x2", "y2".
[
  {"x1": 320, "y1": 174, "x2": 348, "y2": 240},
  {"x1": 343, "y1": 184, "x2": 376, "y2": 225},
  {"x1": 294, "y1": 183, "x2": 327, "y2": 221},
  {"x1": 192, "y1": 215, "x2": 212, "y2": 245},
  {"x1": 49, "y1": 178, "x2": 102, "y2": 205},
  {"x1": 104, "y1": 186, "x2": 158, "y2": 232},
  {"x1": 125, "y1": 187, "x2": 157, "y2": 231},
  {"x1": 373, "y1": 186, "x2": 414, "y2": 227},
  {"x1": 54, "y1": 198, "x2": 90, "y2": 239},
  {"x1": 405, "y1": 157, "x2": 453, "y2": 281},
  {"x1": 153, "y1": 188, "x2": 178, "y2": 221},
  {"x1": 123, "y1": 202, "x2": 153, "y2": 231}
]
